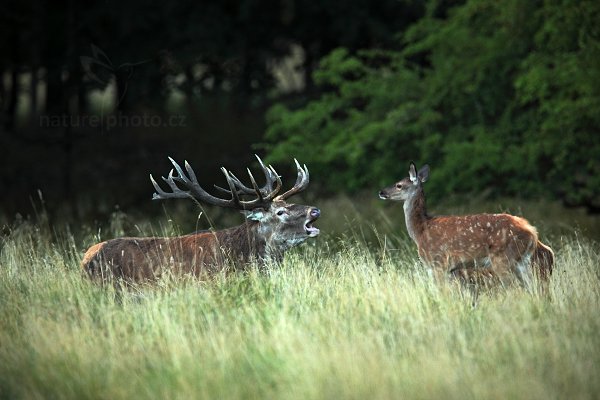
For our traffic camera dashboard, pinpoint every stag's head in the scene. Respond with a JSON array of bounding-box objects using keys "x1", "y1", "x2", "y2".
[
  {"x1": 379, "y1": 162, "x2": 429, "y2": 202},
  {"x1": 150, "y1": 155, "x2": 320, "y2": 251}
]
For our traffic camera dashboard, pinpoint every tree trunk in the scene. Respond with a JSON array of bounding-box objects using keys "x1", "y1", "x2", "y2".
[
  {"x1": 5, "y1": 68, "x2": 19, "y2": 132},
  {"x1": 5, "y1": 29, "x2": 21, "y2": 132},
  {"x1": 30, "y1": 67, "x2": 39, "y2": 123}
]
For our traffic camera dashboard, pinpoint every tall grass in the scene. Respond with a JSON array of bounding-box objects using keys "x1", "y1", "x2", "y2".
[{"x1": 1, "y1": 209, "x2": 599, "y2": 399}]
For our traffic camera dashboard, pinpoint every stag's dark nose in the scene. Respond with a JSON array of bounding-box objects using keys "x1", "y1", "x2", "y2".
[
  {"x1": 310, "y1": 208, "x2": 321, "y2": 219},
  {"x1": 379, "y1": 190, "x2": 389, "y2": 199}
]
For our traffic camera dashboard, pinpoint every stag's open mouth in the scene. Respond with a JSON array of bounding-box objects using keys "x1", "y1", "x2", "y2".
[{"x1": 304, "y1": 219, "x2": 320, "y2": 237}]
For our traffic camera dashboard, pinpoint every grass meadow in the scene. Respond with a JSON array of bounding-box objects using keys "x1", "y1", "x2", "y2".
[{"x1": 1, "y1": 197, "x2": 600, "y2": 399}]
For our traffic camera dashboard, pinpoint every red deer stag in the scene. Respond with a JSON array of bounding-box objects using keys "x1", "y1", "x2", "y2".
[
  {"x1": 81, "y1": 156, "x2": 320, "y2": 282},
  {"x1": 379, "y1": 163, "x2": 554, "y2": 288}
]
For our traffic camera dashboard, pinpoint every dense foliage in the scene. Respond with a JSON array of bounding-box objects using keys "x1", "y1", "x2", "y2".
[{"x1": 265, "y1": 0, "x2": 600, "y2": 210}]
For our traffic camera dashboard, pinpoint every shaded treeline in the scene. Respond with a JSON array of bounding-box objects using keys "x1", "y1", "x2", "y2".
[
  {"x1": 0, "y1": 0, "x2": 424, "y2": 220},
  {"x1": 266, "y1": 0, "x2": 600, "y2": 212},
  {"x1": 1, "y1": 0, "x2": 599, "y2": 223}
]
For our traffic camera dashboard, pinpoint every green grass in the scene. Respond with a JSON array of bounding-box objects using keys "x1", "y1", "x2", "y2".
[{"x1": 1, "y1": 205, "x2": 600, "y2": 399}]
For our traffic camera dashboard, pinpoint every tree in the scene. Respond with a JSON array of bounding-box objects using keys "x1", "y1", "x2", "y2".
[
  {"x1": 265, "y1": 0, "x2": 600, "y2": 210},
  {"x1": 515, "y1": 0, "x2": 600, "y2": 210}
]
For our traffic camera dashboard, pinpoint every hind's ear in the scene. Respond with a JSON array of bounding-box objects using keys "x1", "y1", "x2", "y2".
[
  {"x1": 242, "y1": 208, "x2": 266, "y2": 221},
  {"x1": 418, "y1": 164, "x2": 430, "y2": 183},
  {"x1": 409, "y1": 162, "x2": 418, "y2": 183}
]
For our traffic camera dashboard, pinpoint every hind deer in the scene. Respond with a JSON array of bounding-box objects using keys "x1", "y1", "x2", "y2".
[
  {"x1": 82, "y1": 155, "x2": 320, "y2": 283},
  {"x1": 379, "y1": 163, "x2": 554, "y2": 289}
]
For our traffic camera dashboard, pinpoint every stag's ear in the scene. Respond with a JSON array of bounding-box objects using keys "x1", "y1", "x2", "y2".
[
  {"x1": 409, "y1": 162, "x2": 418, "y2": 183},
  {"x1": 418, "y1": 164, "x2": 430, "y2": 183},
  {"x1": 243, "y1": 208, "x2": 267, "y2": 221}
]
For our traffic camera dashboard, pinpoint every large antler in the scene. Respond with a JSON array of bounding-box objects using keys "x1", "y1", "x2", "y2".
[
  {"x1": 150, "y1": 155, "x2": 284, "y2": 210},
  {"x1": 274, "y1": 159, "x2": 310, "y2": 201},
  {"x1": 214, "y1": 156, "x2": 310, "y2": 202},
  {"x1": 212, "y1": 155, "x2": 282, "y2": 201}
]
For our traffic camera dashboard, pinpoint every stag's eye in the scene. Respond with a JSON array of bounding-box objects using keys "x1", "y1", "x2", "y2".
[
  {"x1": 396, "y1": 183, "x2": 403, "y2": 189},
  {"x1": 276, "y1": 209, "x2": 287, "y2": 216}
]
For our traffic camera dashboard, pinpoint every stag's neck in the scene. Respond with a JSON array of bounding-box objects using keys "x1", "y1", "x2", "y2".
[
  {"x1": 403, "y1": 188, "x2": 429, "y2": 242},
  {"x1": 213, "y1": 221, "x2": 269, "y2": 264}
]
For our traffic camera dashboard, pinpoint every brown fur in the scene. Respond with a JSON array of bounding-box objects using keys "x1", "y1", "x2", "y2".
[
  {"x1": 81, "y1": 221, "x2": 268, "y2": 283},
  {"x1": 415, "y1": 213, "x2": 540, "y2": 285},
  {"x1": 81, "y1": 242, "x2": 106, "y2": 268},
  {"x1": 532, "y1": 241, "x2": 554, "y2": 280},
  {"x1": 380, "y1": 164, "x2": 554, "y2": 288}
]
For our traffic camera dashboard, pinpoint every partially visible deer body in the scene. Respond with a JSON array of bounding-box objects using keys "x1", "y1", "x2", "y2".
[
  {"x1": 379, "y1": 163, "x2": 554, "y2": 289},
  {"x1": 81, "y1": 156, "x2": 320, "y2": 283}
]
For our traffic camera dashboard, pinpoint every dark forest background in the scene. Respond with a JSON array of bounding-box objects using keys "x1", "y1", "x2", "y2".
[{"x1": 1, "y1": 0, "x2": 599, "y2": 223}]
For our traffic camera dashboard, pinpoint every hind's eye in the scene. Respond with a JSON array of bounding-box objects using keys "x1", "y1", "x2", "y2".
[{"x1": 396, "y1": 183, "x2": 403, "y2": 189}]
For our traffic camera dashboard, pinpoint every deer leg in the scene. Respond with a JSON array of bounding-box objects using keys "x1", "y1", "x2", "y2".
[
  {"x1": 513, "y1": 251, "x2": 534, "y2": 291},
  {"x1": 510, "y1": 234, "x2": 537, "y2": 291},
  {"x1": 424, "y1": 254, "x2": 450, "y2": 284},
  {"x1": 422, "y1": 264, "x2": 443, "y2": 283},
  {"x1": 448, "y1": 267, "x2": 480, "y2": 306},
  {"x1": 113, "y1": 279, "x2": 124, "y2": 306},
  {"x1": 451, "y1": 265, "x2": 498, "y2": 286},
  {"x1": 488, "y1": 253, "x2": 517, "y2": 288}
]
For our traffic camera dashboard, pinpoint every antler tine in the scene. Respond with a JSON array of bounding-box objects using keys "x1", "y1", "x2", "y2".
[
  {"x1": 301, "y1": 161, "x2": 310, "y2": 187},
  {"x1": 150, "y1": 173, "x2": 189, "y2": 200},
  {"x1": 226, "y1": 170, "x2": 258, "y2": 195},
  {"x1": 221, "y1": 167, "x2": 243, "y2": 208},
  {"x1": 274, "y1": 159, "x2": 310, "y2": 201},
  {"x1": 255, "y1": 155, "x2": 274, "y2": 182},
  {"x1": 255, "y1": 155, "x2": 283, "y2": 200},
  {"x1": 247, "y1": 168, "x2": 264, "y2": 202},
  {"x1": 165, "y1": 169, "x2": 184, "y2": 191},
  {"x1": 213, "y1": 174, "x2": 256, "y2": 196},
  {"x1": 215, "y1": 158, "x2": 279, "y2": 202},
  {"x1": 151, "y1": 168, "x2": 195, "y2": 200},
  {"x1": 184, "y1": 160, "x2": 199, "y2": 184},
  {"x1": 212, "y1": 168, "x2": 264, "y2": 199},
  {"x1": 169, "y1": 157, "x2": 190, "y2": 185},
  {"x1": 263, "y1": 165, "x2": 283, "y2": 200},
  {"x1": 151, "y1": 158, "x2": 243, "y2": 208},
  {"x1": 213, "y1": 184, "x2": 233, "y2": 194}
]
